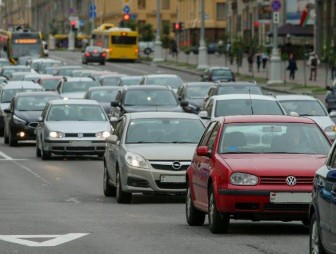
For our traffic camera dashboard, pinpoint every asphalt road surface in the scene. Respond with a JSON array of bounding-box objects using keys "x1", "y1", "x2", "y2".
[{"x1": 0, "y1": 52, "x2": 311, "y2": 254}]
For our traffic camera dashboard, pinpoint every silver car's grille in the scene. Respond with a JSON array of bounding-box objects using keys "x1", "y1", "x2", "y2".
[
  {"x1": 150, "y1": 161, "x2": 190, "y2": 171},
  {"x1": 64, "y1": 133, "x2": 96, "y2": 138}
]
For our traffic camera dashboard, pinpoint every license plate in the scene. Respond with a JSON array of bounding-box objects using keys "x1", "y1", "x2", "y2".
[
  {"x1": 270, "y1": 192, "x2": 312, "y2": 203},
  {"x1": 160, "y1": 175, "x2": 186, "y2": 183},
  {"x1": 70, "y1": 141, "x2": 92, "y2": 147},
  {"x1": 93, "y1": 53, "x2": 99, "y2": 57}
]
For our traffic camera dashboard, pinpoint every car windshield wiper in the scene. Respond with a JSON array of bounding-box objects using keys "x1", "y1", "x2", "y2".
[{"x1": 299, "y1": 114, "x2": 315, "y2": 116}]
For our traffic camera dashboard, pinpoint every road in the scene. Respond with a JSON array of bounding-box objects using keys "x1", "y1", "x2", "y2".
[{"x1": 0, "y1": 51, "x2": 311, "y2": 254}]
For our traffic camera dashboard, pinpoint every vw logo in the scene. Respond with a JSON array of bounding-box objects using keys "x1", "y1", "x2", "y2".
[
  {"x1": 286, "y1": 176, "x2": 297, "y2": 186},
  {"x1": 78, "y1": 133, "x2": 83, "y2": 138},
  {"x1": 172, "y1": 161, "x2": 181, "y2": 170}
]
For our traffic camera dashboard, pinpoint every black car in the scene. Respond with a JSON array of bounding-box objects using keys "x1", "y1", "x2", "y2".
[
  {"x1": 203, "y1": 81, "x2": 263, "y2": 106},
  {"x1": 176, "y1": 82, "x2": 214, "y2": 114},
  {"x1": 82, "y1": 46, "x2": 106, "y2": 65},
  {"x1": 309, "y1": 143, "x2": 336, "y2": 254},
  {"x1": 83, "y1": 86, "x2": 122, "y2": 116},
  {"x1": 110, "y1": 85, "x2": 188, "y2": 118},
  {"x1": 3, "y1": 91, "x2": 61, "y2": 146},
  {"x1": 200, "y1": 66, "x2": 235, "y2": 82}
]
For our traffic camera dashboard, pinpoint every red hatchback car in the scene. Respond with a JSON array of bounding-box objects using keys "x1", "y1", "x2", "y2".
[{"x1": 186, "y1": 115, "x2": 331, "y2": 234}]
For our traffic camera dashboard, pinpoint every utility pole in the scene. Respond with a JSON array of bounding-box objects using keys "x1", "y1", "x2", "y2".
[
  {"x1": 68, "y1": 0, "x2": 75, "y2": 50},
  {"x1": 197, "y1": 0, "x2": 208, "y2": 69},
  {"x1": 153, "y1": 0, "x2": 164, "y2": 62}
]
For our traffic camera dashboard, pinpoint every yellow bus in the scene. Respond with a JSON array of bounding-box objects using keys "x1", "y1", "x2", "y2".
[
  {"x1": 92, "y1": 24, "x2": 139, "y2": 61},
  {"x1": 0, "y1": 28, "x2": 44, "y2": 64}
]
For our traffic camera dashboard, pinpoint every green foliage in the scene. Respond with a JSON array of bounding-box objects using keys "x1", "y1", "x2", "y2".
[
  {"x1": 123, "y1": 20, "x2": 137, "y2": 31},
  {"x1": 161, "y1": 22, "x2": 171, "y2": 49},
  {"x1": 139, "y1": 23, "x2": 154, "y2": 42},
  {"x1": 49, "y1": 19, "x2": 58, "y2": 36}
]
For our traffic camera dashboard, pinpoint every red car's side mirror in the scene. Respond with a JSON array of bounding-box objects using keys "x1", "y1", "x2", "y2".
[{"x1": 196, "y1": 146, "x2": 210, "y2": 157}]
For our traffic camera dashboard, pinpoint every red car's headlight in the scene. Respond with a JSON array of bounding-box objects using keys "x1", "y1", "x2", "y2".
[{"x1": 230, "y1": 173, "x2": 258, "y2": 186}]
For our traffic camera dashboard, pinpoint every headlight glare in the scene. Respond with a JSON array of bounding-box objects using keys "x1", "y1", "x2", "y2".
[
  {"x1": 230, "y1": 172, "x2": 258, "y2": 185},
  {"x1": 125, "y1": 152, "x2": 149, "y2": 168},
  {"x1": 324, "y1": 125, "x2": 336, "y2": 132},
  {"x1": 49, "y1": 131, "x2": 64, "y2": 138},
  {"x1": 96, "y1": 131, "x2": 111, "y2": 138}
]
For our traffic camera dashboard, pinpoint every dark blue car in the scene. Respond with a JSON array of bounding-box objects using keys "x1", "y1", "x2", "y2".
[{"x1": 309, "y1": 147, "x2": 336, "y2": 254}]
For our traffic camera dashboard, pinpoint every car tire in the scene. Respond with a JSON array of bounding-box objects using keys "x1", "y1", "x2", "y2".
[
  {"x1": 116, "y1": 170, "x2": 132, "y2": 204},
  {"x1": 208, "y1": 185, "x2": 230, "y2": 234},
  {"x1": 302, "y1": 218, "x2": 310, "y2": 226},
  {"x1": 309, "y1": 212, "x2": 325, "y2": 254},
  {"x1": 186, "y1": 183, "x2": 205, "y2": 226},
  {"x1": 36, "y1": 141, "x2": 41, "y2": 157},
  {"x1": 103, "y1": 163, "x2": 116, "y2": 197},
  {"x1": 41, "y1": 142, "x2": 51, "y2": 160},
  {"x1": 0, "y1": 127, "x2": 4, "y2": 137},
  {"x1": 8, "y1": 131, "x2": 17, "y2": 147}
]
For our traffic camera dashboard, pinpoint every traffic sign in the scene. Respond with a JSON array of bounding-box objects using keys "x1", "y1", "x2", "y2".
[
  {"x1": 89, "y1": 4, "x2": 96, "y2": 11},
  {"x1": 273, "y1": 12, "x2": 280, "y2": 24},
  {"x1": 89, "y1": 4, "x2": 96, "y2": 19},
  {"x1": 271, "y1": 0, "x2": 281, "y2": 12},
  {"x1": 79, "y1": 19, "x2": 85, "y2": 27},
  {"x1": 123, "y1": 5, "x2": 130, "y2": 14}
]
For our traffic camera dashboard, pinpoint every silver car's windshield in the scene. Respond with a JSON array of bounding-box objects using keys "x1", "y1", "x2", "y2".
[
  {"x1": 16, "y1": 95, "x2": 59, "y2": 111},
  {"x1": 2, "y1": 88, "x2": 43, "y2": 103},
  {"x1": 279, "y1": 100, "x2": 327, "y2": 116},
  {"x1": 218, "y1": 85, "x2": 262, "y2": 95},
  {"x1": 146, "y1": 77, "x2": 182, "y2": 89},
  {"x1": 62, "y1": 81, "x2": 99, "y2": 93},
  {"x1": 90, "y1": 89, "x2": 120, "y2": 102},
  {"x1": 123, "y1": 90, "x2": 177, "y2": 106},
  {"x1": 214, "y1": 99, "x2": 284, "y2": 117},
  {"x1": 218, "y1": 123, "x2": 330, "y2": 155},
  {"x1": 186, "y1": 86, "x2": 211, "y2": 99},
  {"x1": 47, "y1": 104, "x2": 107, "y2": 121},
  {"x1": 125, "y1": 118, "x2": 205, "y2": 144}
]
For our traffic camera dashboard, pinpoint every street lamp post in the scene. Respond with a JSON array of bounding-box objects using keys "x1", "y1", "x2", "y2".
[
  {"x1": 153, "y1": 0, "x2": 164, "y2": 62},
  {"x1": 267, "y1": 11, "x2": 283, "y2": 84},
  {"x1": 68, "y1": 0, "x2": 75, "y2": 51},
  {"x1": 197, "y1": 0, "x2": 208, "y2": 69}
]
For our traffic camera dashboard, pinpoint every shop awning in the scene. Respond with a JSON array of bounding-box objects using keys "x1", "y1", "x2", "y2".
[{"x1": 268, "y1": 23, "x2": 313, "y2": 37}]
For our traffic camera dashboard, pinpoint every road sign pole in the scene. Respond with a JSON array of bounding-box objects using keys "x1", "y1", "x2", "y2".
[
  {"x1": 90, "y1": 1, "x2": 96, "y2": 46},
  {"x1": 267, "y1": 2, "x2": 283, "y2": 85}
]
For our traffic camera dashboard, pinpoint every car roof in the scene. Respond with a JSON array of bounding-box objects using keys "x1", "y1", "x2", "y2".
[
  {"x1": 208, "y1": 66, "x2": 232, "y2": 70},
  {"x1": 127, "y1": 112, "x2": 203, "y2": 120},
  {"x1": 88, "y1": 86, "x2": 121, "y2": 91},
  {"x1": 2, "y1": 81, "x2": 42, "y2": 89},
  {"x1": 63, "y1": 77, "x2": 94, "y2": 81},
  {"x1": 121, "y1": 76, "x2": 143, "y2": 79},
  {"x1": 219, "y1": 115, "x2": 317, "y2": 124},
  {"x1": 275, "y1": 94, "x2": 317, "y2": 101},
  {"x1": 123, "y1": 85, "x2": 172, "y2": 90},
  {"x1": 39, "y1": 76, "x2": 62, "y2": 80},
  {"x1": 59, "y1": 65, "x2": 82, "y2": 69},
  {"x1": 212, "y1": 94, "x2": 276, "y2": 101},
  {"x1": 215, "y1": 81, "x2": 258, "y2": 86},
  {"x1": 15, "y1": 91, "x2": 61, "y2": 97},
  {"x1": 145, "y1": 74, "x2": 181, "y2": 78},
  {"x1": 50, "y1": 99, "x2": 100, "y2": 105},
  {"x1": 185, "y1": 82, "x2": 214, "y2": 86},
  {"x1": 2, "y1": 65, "x2": 30, "y2": 69}
]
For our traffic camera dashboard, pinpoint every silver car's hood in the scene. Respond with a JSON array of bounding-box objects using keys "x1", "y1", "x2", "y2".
[
  {"x1": 0, "y1": 102, "x2": 10, "y2": 111},
  {"x1": 125, "y1": 143, "x2": 197, "y2": 161},
  {"x1": 306, "y1": 116, "x2": 335, "y2": 130},
  {"x1": 45, "y1": 121, "x2": 111, "y2": 132}
]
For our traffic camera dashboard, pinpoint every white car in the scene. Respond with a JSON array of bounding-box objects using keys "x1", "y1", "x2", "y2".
[
  {"x1": 276, "y1": 94, "x2": 336, "y2": 141},
  {"x1": 199, "y1": 94, "x2": 286, "y2": 122},
  {"x1": 139, "y1": 74, "x2": 183, "y2": 94}
]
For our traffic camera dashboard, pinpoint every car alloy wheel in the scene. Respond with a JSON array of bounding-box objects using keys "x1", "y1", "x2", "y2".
[
  {"x1": 116, "y1": 170, "x2": 132, "y2": 204},
  {"x1": 36, "y1": 141, "x2": 41, "y2": 157},
  {"x1": 103, "y1": 163, "x2": 116, "y2": 197},
  {"x1": 309, "y1": 213, "x2": 325, "y2": 254},
  {"x1": 186, "y1": 183, "x2": 205, "y2": 226},
  {"x1": 208, "y1": 185, "x2": 229, "y2": 234},
  {"x1": 41, "y1": 142, "x2": 51, "y2": 160}
]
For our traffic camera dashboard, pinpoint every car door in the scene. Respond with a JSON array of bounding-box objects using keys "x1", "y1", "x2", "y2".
[
  {"x1": 106, "y1": 117, "x2": 125, "y2": 186},
  {"x1": 192, "y1": 121, "x2": 219, "y2": 208},
  {"x1": 36, "y1": 103, "x2": 50, "y2": 148}
]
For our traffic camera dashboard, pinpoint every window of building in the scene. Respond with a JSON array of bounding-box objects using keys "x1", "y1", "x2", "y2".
[
  {"x1": 138, "y1": 0, "x2": 146, "y2": 9},
  {"x1": 216, "y1": 3, "x2": 226, "y2": 20},
  {"x1": 162, "y1": 0, "x2": 170, "y2": 10}
]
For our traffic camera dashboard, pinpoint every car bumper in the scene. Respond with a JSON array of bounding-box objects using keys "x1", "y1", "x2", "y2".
[
  {"x1": 84, "y1": 56, "x2": 105, "y2": 62},
  {"x1": 120, "y1": 164, "x2": 187, "y2": 194},
  {"x1": 216, "y1": 188, "x2": 311, "y2": 220},
  {"x1": 11, "y1": 124, "x2": 37, "y2": 141},
  {"x1": 43, "y1": 139, "x2": 106, "y2": 155}
]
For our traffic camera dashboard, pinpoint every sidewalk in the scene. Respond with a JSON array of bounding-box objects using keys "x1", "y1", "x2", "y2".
[{"x1": 149, "y1": 51, "x2": 333, "y2": 95}]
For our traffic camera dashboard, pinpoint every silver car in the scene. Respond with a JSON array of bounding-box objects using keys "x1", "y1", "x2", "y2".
[
  {"x1": 276, "y1": 94, "x2": 336, "y2": 141},
  {"x1": 35, "y1": 99, "x2": 113, "y2": 160},
  {"x1": 103, "y1": 112, "x2": 206, "y2": 203}
]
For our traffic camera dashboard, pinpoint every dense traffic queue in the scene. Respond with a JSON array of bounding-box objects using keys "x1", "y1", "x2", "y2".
[{"x1": 0, "y1": 55, "x2": 335, "y2": 254}]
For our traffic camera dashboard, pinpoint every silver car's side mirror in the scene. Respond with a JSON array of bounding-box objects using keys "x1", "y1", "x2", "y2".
[
  {"x1": 37, "y1": 116, "x2": 43, "y2": 122},
  {"x1": 198, "y1": 110, "x2": 209, "y2": 119},
  {"x1": 330, "y1": 111, "x2": 336, "y2": 117},
  {"x1": 106, "y1": 134, "x2": 119, "y2": 144}
]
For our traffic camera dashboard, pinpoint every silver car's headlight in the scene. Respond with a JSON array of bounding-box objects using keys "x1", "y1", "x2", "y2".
[
  {"x1": 13, "y1": 115, "x2": 26, "y2": 125},
  {"x1": 49, "y1": 131, "x2": 64, "y2": 138},
  {"x1": 125, "y1": 152, "x2": 149, "y2": 169},
  {"x1": 96, "y1": 131, "x2": 111, "y2": 138},
  {"x1": 324, "y1": 125, "x2": 336, "y2": 132},
  {"x1": 230, "y1": 173, "x2": 258, "y2": 186}
]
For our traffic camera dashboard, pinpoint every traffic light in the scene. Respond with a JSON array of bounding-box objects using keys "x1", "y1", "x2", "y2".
[
  {"x1": 172, "y1": 22, "x2": 176, "y2": 32},
  {"x1": 70, "y1": 20, "x2": 77, "y2": 31},
  {"x1": 174, "y1": 22, "x2": 180, "y2": 32},
  {"x1": 178, "y1": 22, "x2": 184, "y2": 30},
  {"x1": 123, "y1": 13, "x2": 130, "y2": 21}
]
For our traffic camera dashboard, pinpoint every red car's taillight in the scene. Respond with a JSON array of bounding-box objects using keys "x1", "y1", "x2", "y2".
[
  {"x1": 85, "y1": 52, "x2": 90, "y2": 57},
  {"x1": 101, "y1": 52, "x2": 106, "y2": 57}
]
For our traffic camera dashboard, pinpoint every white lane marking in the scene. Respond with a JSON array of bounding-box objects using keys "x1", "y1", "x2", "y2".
[
  {"x1": 0, "y1": 233, "x2": 89, "y2": 247},
  {"x1": 0, "y1": 151, "x2": 14, "y2": 160},
  {"x1": 0, "y1": 150, "x2": 50, "y2": 186},
  {"x1": 65, "y1": 198, "x2": 80, "y2": 204}
]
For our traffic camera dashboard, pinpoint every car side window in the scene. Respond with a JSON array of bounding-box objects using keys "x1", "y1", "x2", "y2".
[
  {"x1": 198, "y1": 121, "x2": 217, "y2": 146},
  {"x1": 328, "y1": 145, "x2": 336, "y2": 168},
  {"x1": 206, "y1": 123, "x2": 220, "y2": 152}
]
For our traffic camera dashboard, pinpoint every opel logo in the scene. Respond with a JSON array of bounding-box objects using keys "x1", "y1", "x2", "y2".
[
  {"x1": 78, "y1": 133, "x2": 83, "y2": 138},
  {"x1": 286, "y1": 176, "x2": 297, "y2": 186},
  {"x1": 172, "y1": 161, "x2": 181, "y2": 170}
]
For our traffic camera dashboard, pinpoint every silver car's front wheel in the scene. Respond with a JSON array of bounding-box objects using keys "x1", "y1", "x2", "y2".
[
  {"x1": 103, "y1": 164, "x2": 116, "y2": 197},
  {"x1": 116, "y1": 170, "x2": 132, "y2": 204},
  {"x1": 309, "y1": 213, "x2": 325, "y2": 254}
]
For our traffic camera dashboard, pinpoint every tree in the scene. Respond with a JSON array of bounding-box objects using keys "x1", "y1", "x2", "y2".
[
  {"x1": 139, "y1": 23, "x2": 154, "y2": 42},
  {"x1": 49, "y1": 19, "x2": 58, "y2": 36}
]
